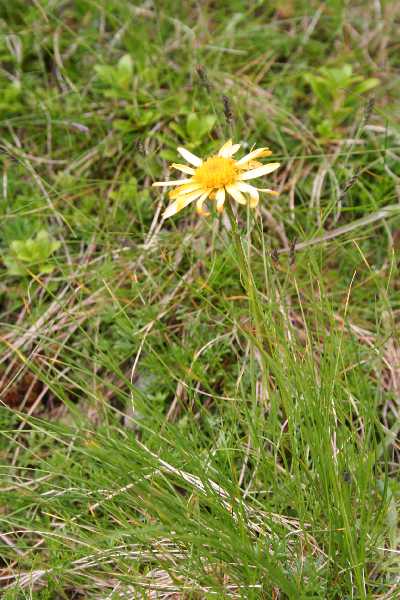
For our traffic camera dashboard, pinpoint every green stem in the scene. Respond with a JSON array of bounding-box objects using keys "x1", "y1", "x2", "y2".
[{"x1": 225, "y1": 202, "x2": 267, "y2": 356}]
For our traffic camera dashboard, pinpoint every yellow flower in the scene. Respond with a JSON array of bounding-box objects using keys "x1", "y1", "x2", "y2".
[{"x1": 152, "y1": 139, "x2": 280, "y2": 219}]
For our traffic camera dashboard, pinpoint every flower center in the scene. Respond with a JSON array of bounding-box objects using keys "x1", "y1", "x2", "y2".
[{"x1": 194, "y1": 156, "x2": 238, "y2": 189}]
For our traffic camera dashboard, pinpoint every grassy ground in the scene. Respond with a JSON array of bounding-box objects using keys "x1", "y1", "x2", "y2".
[{"x1": 1, "y1": 1, "x2": 399, "y2": 598}]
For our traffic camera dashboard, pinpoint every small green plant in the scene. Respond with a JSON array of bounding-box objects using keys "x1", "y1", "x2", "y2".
[
  {"x1": 170, "y1": 111, "x2": 216, "y2": 145},
  {"x1": 3, "y1": 229, "x2": 61, "y2": 276},
  {"x1": 158, "y1": 112, "x2": 217, "y2": 161},
  {"x1": 304, "y1": 64, "x2": 379, "y2": 140},
  {"x1": 113, "y1": 106, "x2": 159, "y2": 132},
  {"x1": 94, "y1": 54, "x2": 134, "y2": 98},
  {"x1": 0, "y1": 80, "x2": 22, "y2": 117}
]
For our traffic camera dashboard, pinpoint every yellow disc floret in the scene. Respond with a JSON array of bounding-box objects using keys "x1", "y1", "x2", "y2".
[{"x1": 193, "y1": 156, "x2": 238, "y2": 189}]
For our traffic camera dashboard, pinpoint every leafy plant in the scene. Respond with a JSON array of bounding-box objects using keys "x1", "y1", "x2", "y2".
[
  {"x1": 170, "y1": 111, "x2": 216, "y2": 144},
  {"x1": 304, "y1": 64, "x2": 379, "y2": 140},
  {"x1": 3, "y1": 229, "x2": 61, "y2": 276},
  {"x1": 113, "y1": 106, "x2": 159, "y2": 132},
  {"x1": 0, "y1": 80, "x2": 22, "y2": 116},
  {"x1": 158, "y1": 112, "x2": 217, "y2": 160},
  {"x1": 94, "y1": 54, "x2": 134, "y2": 98}
]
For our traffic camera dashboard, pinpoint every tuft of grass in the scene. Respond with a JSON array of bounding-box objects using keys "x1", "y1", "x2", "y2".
[{"x1": 1, "y1": 1, "x2": 399, "y2": 598}]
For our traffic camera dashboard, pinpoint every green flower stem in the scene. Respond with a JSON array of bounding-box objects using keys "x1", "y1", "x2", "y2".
[{"x1": 225, "y1": 202, "x2": 269, "y2": 360}]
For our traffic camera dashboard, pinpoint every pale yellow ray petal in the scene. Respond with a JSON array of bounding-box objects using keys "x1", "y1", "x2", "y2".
[
  {"x1": 220, "y1": 143, "x2": 241, "y2": 157},
  {"x1": 196, "y1": 191, "x2": 211, "y2": 216},
  {"x1": 236, "y1": 148, "x2": 272, "y2": 165},
  {"x1": 237, "y1": 160, "x2": 263, "y2": 171},
  {"x1": 163, "y1": 189, "x2": 203, "y2": 219},
  {"x1": 240, "y1": 162, "x2": 280, "y2": 180},
  {"x1": 236, "y1": 182, "x2": 259, "y2": 206},
  {"x1": 177, "y1": 147, "x2": 202, "y2": 166},
  {"x1": 153, "y1": 178, "x2": 192, "y2": 187},
  {"x1": 215, "y1": 187, "x2": 225, "y2": 213},
  {"x1": 226, "y1": 184, "x2": 247, "y2": 205},
  {"x1": 169, "y1": 182, "x2": 202, "y2": 200},
  {"x1": 171, "y1": 163, "x2": 196, "y2": 175},
  {"x1": 249, "y1": 197, "x2": 258, "y2": 208},
  {"x1": 256, "y1": 188, "x2": 279, "y2": 196},
  {"x1": 218, "y1": 139, "x2": 232, "y2": 156},
  {"x1": 228, "y1": 144, "x2": 241, "y2": 156},
  {"x1": 235, "y1": 181, "x2": 258, "y2": 198}
]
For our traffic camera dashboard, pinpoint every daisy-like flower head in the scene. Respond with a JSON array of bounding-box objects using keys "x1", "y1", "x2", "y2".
[{"x1": 153, "y1": 139, "x2": 280, "y2": 219}]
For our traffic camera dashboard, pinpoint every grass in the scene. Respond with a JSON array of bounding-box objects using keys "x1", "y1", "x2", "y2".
[{"x1": 0, "y1": 1, "x2": 399, "y2": 598}]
